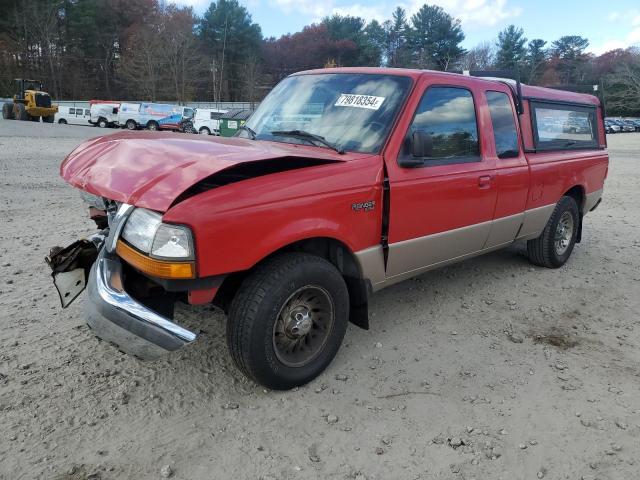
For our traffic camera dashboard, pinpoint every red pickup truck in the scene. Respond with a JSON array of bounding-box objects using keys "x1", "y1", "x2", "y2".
[{"x1": 48, "y1": 68, "x2": 608, "y2": 390}]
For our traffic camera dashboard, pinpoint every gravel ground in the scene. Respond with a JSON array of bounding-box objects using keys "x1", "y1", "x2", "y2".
[{"x1": 0, "y1": 119, "x2": 639, "y2": 480}]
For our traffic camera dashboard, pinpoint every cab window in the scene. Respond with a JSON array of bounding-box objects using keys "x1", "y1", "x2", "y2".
[
  {"x1": 69, "y1": 108, "x2": 75, "y2": 114},
  {"x1": 404, "y1": 86, "x2": 480, "y2": 165},
  {"x1": 486, "y1": 91, "x2": 519, "y2": 158}
]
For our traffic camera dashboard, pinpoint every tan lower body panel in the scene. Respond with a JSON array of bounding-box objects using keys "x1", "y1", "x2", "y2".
[
  {"x1": 385, "y1": 221, "x2": 492, "y2": 278},
  {"x1": 584, "y1": 188, "x2": 603, "y2": 212},
  {"x1": 355, "y1": 204, "x2": 557, "y2": 292}
]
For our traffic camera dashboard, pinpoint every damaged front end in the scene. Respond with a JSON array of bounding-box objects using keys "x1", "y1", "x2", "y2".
[{"x1": 46, "y1": 198, "x2": 197, "y2": 359}]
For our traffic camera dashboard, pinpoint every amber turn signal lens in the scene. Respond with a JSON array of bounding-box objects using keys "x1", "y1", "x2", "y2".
[{"x1": 116, "y1": 240, "x2": 195, "y2": 279}]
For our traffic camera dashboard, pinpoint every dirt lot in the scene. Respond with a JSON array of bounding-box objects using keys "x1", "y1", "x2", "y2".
[{"x1": 0, "y1": 119, "x2": 639, "y2": 480}]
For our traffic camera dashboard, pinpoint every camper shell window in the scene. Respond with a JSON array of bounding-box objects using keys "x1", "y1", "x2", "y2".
[{"x1": 530, "y1": 100, "x2": 598, "y2": 151}]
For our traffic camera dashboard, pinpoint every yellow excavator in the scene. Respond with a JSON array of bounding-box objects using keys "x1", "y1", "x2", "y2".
[{"x1": 2, "y1": 79, "x2": 58, "y2": 122}]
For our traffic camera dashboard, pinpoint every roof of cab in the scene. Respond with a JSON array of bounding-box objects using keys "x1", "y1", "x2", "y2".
[{"x1": 294, "y1": 67, "x2": 601, "y2": 107}]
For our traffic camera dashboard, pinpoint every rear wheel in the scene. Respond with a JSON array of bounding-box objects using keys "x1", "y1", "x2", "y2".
[
  {"x1": 199, "y1": 127, "x2": 210, "y2": 135},
  {"x1": 527, "y1": 196, "x2": 580, "y2": 268},
  {"x1": 147, "y1": 121, "x2": 159, "y2": 131},
  {"x1": 15, "y1": 103, "x2": 29, "y2": 121},
  {"x1": 30, "y1": 116, "x2": 40, "y2": 122},
  {"x1": 43, "y1": 115, "x2": 54, "y2": 123},
  {"x1": 98, "y1": 118, "x2": 108, "y2": 128},
  {"x1": 125, "y1": 120, "x2": 137, "y2": 130},
  {"x1": 227, "y1": 253, "x2": 349, "y2": 390},
  {"x1": 2, "y1": 103, "x2": 14, "y2": 120}
]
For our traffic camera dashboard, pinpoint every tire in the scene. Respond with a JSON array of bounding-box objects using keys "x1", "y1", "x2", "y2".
[
  {"x1": 147, "y1": 121, "x2": 159, "y2": 131},
  {"x1": 2, "y1": 103, "x2": 14, "y2": 120},
  {"x1": 43, "y1": 115, "x2": 54, "y2": 123},
  {"x1": 58, "y1": 119, "x2": 67, "y2": 124},
  {"x1": 527, "y1": 196, "x2": 580, "y2": 268},
  {"x1": 125, "y1": 120, "x2": 137, "y2": 130},
  {"x1": 227, "y1": 253, "x2": 350, "y2": 390},
  {"x1": 15, "y1": 103, "x2": 29, "y2": 121},
  {"x1": 30, "y1": 116, "x2": 40, "y2": 122},
  {"x1": 199, "y1": 127, "x2": 210, "y2": 135},
  {"x1": 98, "y1": 118, "x2": 108, "y2": 128}
]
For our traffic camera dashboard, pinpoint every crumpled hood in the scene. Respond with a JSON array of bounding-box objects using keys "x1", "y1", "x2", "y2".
[{"x1": 61, "y1": 131, "x2": 351, "y2": 212}]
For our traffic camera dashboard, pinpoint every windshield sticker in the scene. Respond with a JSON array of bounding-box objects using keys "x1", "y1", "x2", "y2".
[{"x1": 335, "y1": 94, "x2": 385, "y2": 110}]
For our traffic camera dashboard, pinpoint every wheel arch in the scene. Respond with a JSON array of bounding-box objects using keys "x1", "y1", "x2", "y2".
[
  {"x1": 562, "y1": 184, "x2": 586, "y2": 213},
  {"x1": 214, "y1": 236, "x2": 372, "y2": 330},
  {"x1": 561, "y1": 184, "x2": 586, "y2": 243}
]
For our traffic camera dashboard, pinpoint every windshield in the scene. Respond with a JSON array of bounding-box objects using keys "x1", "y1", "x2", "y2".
[{"x1": 238, "y1": 73, "x2": 412, "y2": 153}]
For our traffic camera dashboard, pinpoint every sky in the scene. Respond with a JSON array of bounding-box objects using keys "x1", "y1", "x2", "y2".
[{"x1": 175, "y1": 0, "x2": 640, "y2": 55}]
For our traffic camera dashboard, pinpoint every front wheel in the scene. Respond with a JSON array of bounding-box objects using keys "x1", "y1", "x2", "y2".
[
  {"x1": 527, "y1": 196, "x2": 580, "y2": 268},
  {"x1": 227, "y1": 253, "x2": 349, "y2": 390},
  {"x1": 147, "y1": 121, "x2": 159, "y2": 131}
]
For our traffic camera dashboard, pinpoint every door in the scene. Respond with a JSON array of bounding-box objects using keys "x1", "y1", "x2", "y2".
[
  {"x1": 482, "y1": 89, "x2": 529, "y2": 248},
  {"x1": 384, "y1": 79, "x2": 498, "y2": 279}
]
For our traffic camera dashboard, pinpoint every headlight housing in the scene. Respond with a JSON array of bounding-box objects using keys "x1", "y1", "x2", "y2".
[{"x1": 121, "y1": 208, "x2": 193, "y2": 260}]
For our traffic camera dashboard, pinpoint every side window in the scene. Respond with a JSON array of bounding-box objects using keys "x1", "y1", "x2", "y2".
[
  {"x1": 69, "y1": 108, "x2": 75, "y2": 115},
  {"x1": 85, "y1": 109, "x2": 90, "y2": 116},
  {"x1": 532, "y1": 102, "x2": 598, "y2": 150},
  {"x1": 486, "y1": 91, "x2": 519, "y2": 158},
  {"x1": 210, "y1": 112, "x2": 223, "y2": 120},
  {"x1": 405, "y1": 86, "x2": 480, "y2": 164}
]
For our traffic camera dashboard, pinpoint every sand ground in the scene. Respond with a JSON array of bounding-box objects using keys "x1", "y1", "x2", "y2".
[{"x1": 0, "y1": 119, "x2": 638, "y2": 479}]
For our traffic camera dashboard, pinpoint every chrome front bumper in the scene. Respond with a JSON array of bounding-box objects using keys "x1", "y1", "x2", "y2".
[{"x1": 86, "y1": 249, "x2": 197, "y2": 359}]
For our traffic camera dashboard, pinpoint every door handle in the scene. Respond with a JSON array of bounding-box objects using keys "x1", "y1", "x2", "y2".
[{"x1": 478, "y1": 175, "x2": 493, "y2": 189}]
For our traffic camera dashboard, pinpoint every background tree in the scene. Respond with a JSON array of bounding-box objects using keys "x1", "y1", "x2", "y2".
[
  {"x1": 200, "y1": 0, "x2": 262, "y2": 101},
  {"x1": 524, "y1": 39, "x2": 547, "y2": 83},
  {"x1": 550, "y1": 35, "x2": 590, "y2": 84},
  {"x1": 409, "y1": 4, "x2": 465, "y2": 71},
  {"x1": 385, "y1": 7, "x2": 410, "y2": 67},
  {"x1": 603, "y1": 48, "x2": 640, "y2": 116},
  {"x1": 461, "y1": 42, "x2": 495, "y2": 70},
  {"x1": 495, "y1": 25, "x2": 527, "y2": 71}
]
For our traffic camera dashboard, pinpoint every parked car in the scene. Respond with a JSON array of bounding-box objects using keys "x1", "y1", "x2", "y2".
[
  {"x1": 622, "y1": 119, "x2": 640, "y2": 132},
  {"x1": 604, "y1": 120, "x2": 621, "y2": 134},
  {"x1": 117, "y1": 103, "x2": 194, "y2": 131},
  {"x1": 610, "y1": 119, "x2": 634, "y2": 132},
  {"x1": 55, "y1": 106, "x2": 91, "y2": 125},
  {"x1": 89, "y1": 102, "x2": 119, "y2": 128},
  {"x1": 193, "y1": 108, "x2": 227, "y2": 135},
  {"x1": 48, "y1": 68, "x2": 608, "y2": 390}
]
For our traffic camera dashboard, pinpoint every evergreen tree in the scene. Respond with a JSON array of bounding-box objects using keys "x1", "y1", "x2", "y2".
[
  {"x1": 495, "y1": 25, "x2": 527, "y2": 71},
  {"x1": 200, "y1": 0, "x2": 262, "y2": 101},
  {"x1": 551, "y1": 35, "x2": 590, "y2": 83},
  {"x1": 409, "y1": 4, "x2": 465, "y2": 71},
  {"x1": 525, "y1": 39, "x2": 547, "y2": 84},
  {"x1": 386, "y1": 7, "x2": 410, "y2": 67}
]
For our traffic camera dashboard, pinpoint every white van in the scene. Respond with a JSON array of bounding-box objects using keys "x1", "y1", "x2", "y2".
[
  {"x1": 193, "y1": 108, "x2": 228, "y2": 135},
  {"x1": 117, "y1": 103, "x2": 193, "y2": 131},
  {"x1": 89, "y1": 103, "x2": 119, "y2": 128},
  {"x1": 116, "y1": 103, "x2": 142, "y2": 129},
  {"x1": 55, "y1": 106, "x2": 91, "y2": 126}
]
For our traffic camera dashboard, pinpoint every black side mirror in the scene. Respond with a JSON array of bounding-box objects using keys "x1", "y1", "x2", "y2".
[
  {"x1": 398, "y1": 130, "x2": 433, "y2": 168},
  {"x1": 411, "y1": 130, "x2": 433, "y2": 158}
]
